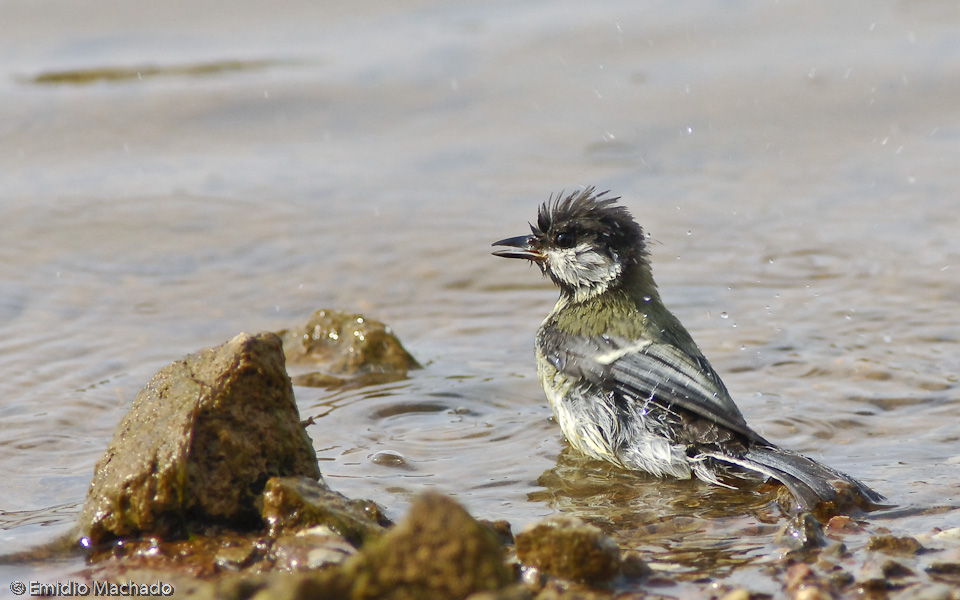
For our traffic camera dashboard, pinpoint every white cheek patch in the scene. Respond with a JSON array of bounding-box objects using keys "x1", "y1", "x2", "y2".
[{"x1": 544, "y1": 243, "x2": 621, "y2": 299}]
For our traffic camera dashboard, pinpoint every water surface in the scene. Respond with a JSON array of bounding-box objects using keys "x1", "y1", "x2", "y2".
[{"x1": 2, "y1": 0, "x2": 959, "y2": 595}]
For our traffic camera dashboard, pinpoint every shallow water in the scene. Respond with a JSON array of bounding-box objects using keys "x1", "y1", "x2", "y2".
[{"x1": 2, "y1": 0, "x2": 959, "y2": 595}]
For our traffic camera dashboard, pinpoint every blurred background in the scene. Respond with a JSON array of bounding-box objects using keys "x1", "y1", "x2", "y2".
[{"x1": 2, "y1": 0, "x2": 958, "y2": 591}]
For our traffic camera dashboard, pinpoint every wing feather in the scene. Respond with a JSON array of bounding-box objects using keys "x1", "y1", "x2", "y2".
[{"x1": 539, "y1": 331, "x2": 758, "y2": 440}]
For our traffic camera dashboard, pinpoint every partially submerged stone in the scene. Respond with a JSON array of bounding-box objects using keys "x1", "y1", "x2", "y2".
[
  {"x1": 865, "y1": 534, "x2": 925, "y2": 556},
  {"x1": 338, "y1": 492, "x2": 512, "y2": 599},
  {"x1": 774, "y1": 512, "x2": 827, "y2": 552},
  {"x1": 270, "y1": 526, "x2": 358, "y2": 571},
  {"x1": 278, "y1": 309, "x2": 420, "y2": 387},
  {"x1": 77, "y1": 332, "x2": 321, "y2": 545},
  {"x1": 259, "y1": 476, "x2": 390, "y2": 546},
  {"x1": 514, "y1": 515, "x2": 622, "y2": 586},
  {"x1": 244, "y1": 492, "x2": 513, "y2": 600}
]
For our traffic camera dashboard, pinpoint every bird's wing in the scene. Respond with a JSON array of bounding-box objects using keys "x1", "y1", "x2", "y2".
[{"x1": 539, "y1": 330, "x2": 757, "y2": 440}]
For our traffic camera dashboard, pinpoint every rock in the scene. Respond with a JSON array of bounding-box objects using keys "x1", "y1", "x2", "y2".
[
  {"x1": 794, "y1": 588, "x2": 831, "y2": 600},
  {"x1": 258, "y1": 476, "x2": 390, "y2": 546},
  {"x1": 278, "y1": 309, "x2": 420, "y2": 387},
  {"x1": 895, "y1": 583, "x2": 960, "y2": 600},
  {"x1": 824, "y1": 515, "x2": 862, "y2": 537},
  {"x1": 866, "y1": 534, "x2": 925, "y2": 556},
  {"x1": 784, "y1": 563, "x2": 816, "y2": 591},
  {"x1": 717, "y1": 589, "x2": 752, "y2": 600},
  {"x1": 337, "y1": 492, "x2": 513, "y2": 600},
  {"x1": 528, "y1": 581, "x2": 613, "y2": 600},
  {"x1": 463, "y1": 585, "x2": 534, "y2": 600},
  {"x1": 514, "y1": 515, "x2": 621, "y2": 586},
  {"x1": 881, "y1": 559, "x2": 916, "y2": 579},
  {"x1": 270, "y1": 526, "x2": 358, "y2": 571},
  {"x1": 932, "y1": 527, "x2": 960, "y2": 543},
  {"x1": 775, "y1": 512, "x2": 827, "y2": 552},
  {"x1": 478, "y1": 520, "x2": 515, "y2": 549},
  {"x1": 245, "y1": 572, "x2": 339, "y2": 600},
  {"x1": 619, "y1": 551, "x2": 651, "y2": 580},
  {"x1": 214, "y1": 542, "x2": 261, "y2": 571},
  {"x1": 77, "y1": 332, "x2": 321, "y2": 545},
  {"x1": 249, "y1": 492, "x2": 512, "y2": 600},
  {"x1": 925, "y1": 561, "x2": 960, "y2": 585}
]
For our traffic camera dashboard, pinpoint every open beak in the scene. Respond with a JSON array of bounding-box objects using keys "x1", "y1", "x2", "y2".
[{"x1": 492, "y1": 235, "x2": 543, "y2": 261}]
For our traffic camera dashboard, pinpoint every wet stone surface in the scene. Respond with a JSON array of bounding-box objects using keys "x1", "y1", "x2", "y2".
[
  {"x1": 514, "y1": 515, "x2": 623, "y2": 586},
  {"x1": 258, "y1": 475, "x2": 391, "y2": 545},
  {"x1": 277, "y1": 309, "x2": 421, "y2": 388},
  {"x1": 76, "y1": 332, "x2": 320, "y2": 545}
]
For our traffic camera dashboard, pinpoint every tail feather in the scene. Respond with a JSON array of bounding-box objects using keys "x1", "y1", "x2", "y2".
[{"x1": 703, "y1": 445, "x2": 885, "y2": 511}]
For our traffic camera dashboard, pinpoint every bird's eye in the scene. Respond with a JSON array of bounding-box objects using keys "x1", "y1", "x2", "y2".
[{"x1": 555, "y1": 231, "x2": 576, "y2": 248}]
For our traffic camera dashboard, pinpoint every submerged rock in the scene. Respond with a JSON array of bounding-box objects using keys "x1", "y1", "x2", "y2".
[
  {"x1": 77, "y1": 332, "x2": 321, "y2": 545},
  {"x1": 514, "y1": 515, "x2": 622, "y2": 586},
  {"x1": 258, "y1": 476, "x2": 390, "y2": 546},
  {"x1": 278, "y1": 309, "x2": 420, "y2": 387},
  {"x1": 866, "y1": 534, "x2": 925, "y2": 556},
  {"x1": 775, "y1": 512, "x2": 827, "y2": 552}
]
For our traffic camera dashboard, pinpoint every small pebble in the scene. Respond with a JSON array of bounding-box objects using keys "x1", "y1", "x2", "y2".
[
  {"x1": 933, "y1": 527, "x2": 960, "y2": 543},
  {"x1": 866, "y1": 535, "x2": 924, "y2": 556}
]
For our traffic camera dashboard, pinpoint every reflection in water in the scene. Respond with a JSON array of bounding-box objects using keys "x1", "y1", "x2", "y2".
[{"x1": 530, "y1": 447, "x2": 784, "y2": 579}]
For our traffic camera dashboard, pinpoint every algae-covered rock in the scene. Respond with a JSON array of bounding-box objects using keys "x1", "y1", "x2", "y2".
[
  {"x1": 259, "y1": 476, "x2": 390, "y2": 546},
  {"x1": 514, "y1": 515, "x2": 621, "y2": 586},
  {"x1": 341, "y1": 492, "x2": 512, "y2": 599},
  {"x1": 243, "y1": 492, "x2": 513, "y2": 600},
  {"x1": 77, "y1": 332, "x2": 321, "y2": 544},
  {"x1": 866, "y1": 534, "x2": 925, "y2": 556},
  {"x1": 278, "y1": 309, "x2": 420, "y2": 387}
]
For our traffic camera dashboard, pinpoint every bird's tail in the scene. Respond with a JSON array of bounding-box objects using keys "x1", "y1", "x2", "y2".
[{"x1": 703, "y1": 445, "x2": 886, "y2": 512}]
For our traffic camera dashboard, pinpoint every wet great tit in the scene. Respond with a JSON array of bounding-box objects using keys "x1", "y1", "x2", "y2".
[{"x1": 493, "y1": 188, "x2": 884, "y2": 511}]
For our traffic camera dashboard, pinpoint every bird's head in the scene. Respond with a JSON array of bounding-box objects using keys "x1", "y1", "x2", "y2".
[{"x1": 493, "y1": 188, "x2": 650, "y2": 302}]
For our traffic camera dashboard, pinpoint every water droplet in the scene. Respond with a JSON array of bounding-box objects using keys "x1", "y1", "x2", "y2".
[
  {"x1": 370, "y1": 450, "x2": 409, "y2": 469},
  {"x1": 720, "y1": 312, "x2": 729, "y2": 319},
  {"x1": 686, "y1": 230, "x2": 692, "y2": 235},
  {"x1": 642, "y1": 296, "x2": 651, "y2": 302}
]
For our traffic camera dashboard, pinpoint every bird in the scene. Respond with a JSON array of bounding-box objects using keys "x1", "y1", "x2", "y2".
[{"x1": 492, "y1": 188, "x2": 884, "y2": 512}]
